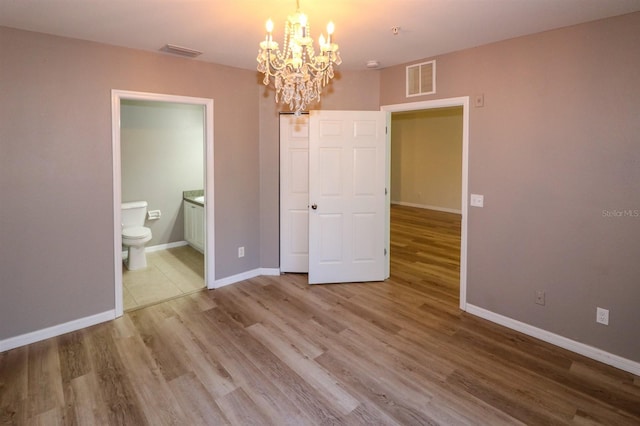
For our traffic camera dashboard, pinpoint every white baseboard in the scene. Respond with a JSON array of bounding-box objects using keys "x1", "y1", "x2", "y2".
[
  {"x1": 260, "y1": 268, "x2": 281, "y2": 276},
  {"x1": 122, "y1": 241, "x2": 189, "y2": 258},
  {"x1": 213, "y1": 268, "x2": 281, "y2": 289},
  {"x1": 391, "y1": 201, "x2": 462, "y2": 215},
  {"x1": 0, "y1": 266, "x2": 281, "y2": 352},
  {"x1": 466, "y1": 304, "x2": 640, "y2": 376},
  {"x1": 0, "y1": 310, "x2": 115, "y2": 353},
  {"x1": 146, "y1": 240, "x2": 189, "y2": 253}
]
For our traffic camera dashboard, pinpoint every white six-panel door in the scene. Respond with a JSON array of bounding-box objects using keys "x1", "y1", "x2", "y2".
[
  {"x1": 308, "y1": 110, "x2": 387, "y2": 284},
  {"x1": 280, "y1": 114, "x2": 310, "y2": 273}
]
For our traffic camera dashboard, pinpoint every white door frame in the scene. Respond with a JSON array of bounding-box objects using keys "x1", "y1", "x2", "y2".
[
  {"x1": 381, "y1": 97, "x2": 469, "y2": 311},
  {"x1": 111, "y1": 90, "x2": 215, "y2": 317}
]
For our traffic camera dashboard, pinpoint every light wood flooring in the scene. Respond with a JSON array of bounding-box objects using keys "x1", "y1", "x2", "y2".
[
  {"x1": 1, "y1": 205, "x2": 639, "y2": 425},
  {"x1": 123, "y1": 245, "x2": 204, "y2": 311}
]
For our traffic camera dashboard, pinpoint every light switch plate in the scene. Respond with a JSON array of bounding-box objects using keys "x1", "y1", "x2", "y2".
[
  {"x1": 470, "y1": 194, "x2": 484, "y2": 207},
  {"x1": 474, "y1": 94, "x2": 485, "y2": 107}
]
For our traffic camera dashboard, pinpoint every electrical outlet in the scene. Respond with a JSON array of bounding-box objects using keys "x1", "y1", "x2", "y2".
[
  {"x1": 596, "y1": 307, "x2": 609, "y2": 325},
  {"x1": 238, "y1": 246, "x2": 245, "y2": 258},
  {"x1": 535, "y1": 290, "x2": 545, "y2": 306}
]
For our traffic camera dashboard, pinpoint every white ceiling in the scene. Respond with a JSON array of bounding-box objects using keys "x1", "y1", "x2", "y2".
[{"x1": 1, "y1": 0, "x2": 639, "y2": 71}]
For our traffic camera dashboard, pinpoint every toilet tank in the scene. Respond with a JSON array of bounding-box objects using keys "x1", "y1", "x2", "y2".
[{"x1": 121, "y1": 201, "x2": 148, "y2": 227}]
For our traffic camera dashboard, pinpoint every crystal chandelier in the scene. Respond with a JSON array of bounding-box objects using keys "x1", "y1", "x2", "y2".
[{"x1": 257, "y1": 0, "x2": 342, "y2": 116}]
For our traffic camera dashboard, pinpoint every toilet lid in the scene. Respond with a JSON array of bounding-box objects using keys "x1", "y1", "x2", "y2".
[{"x1": 122, "y1": 226, "x2": 151, "y2": 239}]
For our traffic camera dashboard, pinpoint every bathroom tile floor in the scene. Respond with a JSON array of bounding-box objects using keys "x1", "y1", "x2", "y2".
[{"x1": 123, "y1": 245, "x2": 205, "y2": 311}]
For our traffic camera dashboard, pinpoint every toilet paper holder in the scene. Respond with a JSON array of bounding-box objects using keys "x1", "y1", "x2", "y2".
[{"x1": 147, "y1": 210, "x2": 161, "y2": 220}]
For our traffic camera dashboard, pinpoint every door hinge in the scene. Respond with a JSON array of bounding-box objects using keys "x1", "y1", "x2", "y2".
[
  {"x1": 384, "y1": 248, "x2": 387, "y2": 256},
  {"x1": 385, "y1": 187, "x2": 388, "y2": 195},
  {"x1": 385, "y1": 126, "x2": 388, "y2": 134}
]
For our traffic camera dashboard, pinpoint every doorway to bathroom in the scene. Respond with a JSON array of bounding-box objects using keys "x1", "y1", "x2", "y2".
[{"x1": 111, "y1": 90, "x2": 215, "y2": 317}]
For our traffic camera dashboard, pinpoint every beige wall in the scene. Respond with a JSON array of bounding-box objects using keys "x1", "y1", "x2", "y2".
[
  {"x1": 0, "y1": 25, "x2": 382, "y2": 342},
  {"x1": 381, "y1": 12, "x2": 640, "y2": 362},
  {"x1": 0, "y1": 27, "x2": 260, "y2": 340},
  {"x1": 2, "y1": 11, "x2": 639, "y2": 365},
  {"x1": 390, "y1": 107, "x2": 463, "y2": 211}
]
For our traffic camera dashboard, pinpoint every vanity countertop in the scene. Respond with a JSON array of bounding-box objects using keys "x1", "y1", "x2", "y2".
[{"x1": 183, "y1": 189, "x2": 204, "y2": 207}]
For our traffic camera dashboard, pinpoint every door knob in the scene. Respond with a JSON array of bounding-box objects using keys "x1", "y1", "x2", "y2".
[{"x1": 311, "y1": 204, "x2": 317, "y2": 210}]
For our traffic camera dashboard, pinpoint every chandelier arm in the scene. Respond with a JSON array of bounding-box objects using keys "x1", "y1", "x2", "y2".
[
  {"x1": 304, "y1": 46, "x2": 338, "y2": 74},
  {"x1": 304, "y1": 61, "x2": 333, "y2": 74},
  {"x1": 265, "y1": 60, "x2": 287, "y2": 73},
  {"x1": 265, "y1": 49, "x2": 287, "y2": 71}
]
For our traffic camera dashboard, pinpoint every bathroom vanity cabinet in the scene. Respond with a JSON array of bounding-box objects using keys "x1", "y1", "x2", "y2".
[{"x1": 184, "y1": 200, "x2": 204, "y2": 253}]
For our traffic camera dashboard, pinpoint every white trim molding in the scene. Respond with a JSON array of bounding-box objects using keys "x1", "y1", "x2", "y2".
[
  {"x1": 213, "y1": 268, "x2": 281, "y2": 289},
  {"x1": 0, "y1": 310, "x2": 115, "y2": 353},
  {"x1": 391, "y1": 201, "x2": 462, "y2": 215},
  {"x1": 260, "y1": 268, "x2": 281, "y2": 276},
  {"x1": 146, "y1": 241, "x2": 189, "y2": 253},
  {"x1": 122, "y1": 241, "x2": 189, "y2": 258},
  {"x1": 466, "y1": 304, "x2": 640, "y2": 376}
]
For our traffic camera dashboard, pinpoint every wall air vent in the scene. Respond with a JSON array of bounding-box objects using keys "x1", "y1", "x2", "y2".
[
  {"x1": 406, "y1": 60, "x2": 435, "y2": 97},
  {"x1": 160, "y1": 44, "x2": 203, "y2": 58}
]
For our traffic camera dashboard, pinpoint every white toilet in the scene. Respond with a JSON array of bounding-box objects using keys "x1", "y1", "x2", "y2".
[{"x1": 121, "y1": 201, "x2": 152, "y2": 270}]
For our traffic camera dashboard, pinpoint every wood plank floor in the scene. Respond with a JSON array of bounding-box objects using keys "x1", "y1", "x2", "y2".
[{"x1": 2, "y1": 205, "x2": 639, "y2": 425}]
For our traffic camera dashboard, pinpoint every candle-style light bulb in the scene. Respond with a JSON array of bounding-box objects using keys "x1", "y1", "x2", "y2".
[
  {"x1": 298, "y1": 13, "x2": 308, "y2": 38},
  {"x1": 326, "y1": 21, "x2": 335, "y2": 43},
  {"x1": 264, "y1": 19, "x2": 274, "y2": 44},
  {"x1": 327, "y1": 21, "x2": 335, "y2": 35}
]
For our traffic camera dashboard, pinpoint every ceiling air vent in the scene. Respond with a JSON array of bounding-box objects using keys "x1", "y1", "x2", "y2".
[
  {"x1": 160, "y1": 44, "x2": 203, "y2": 58},
  {"x1": 406, "y1": 60, "x2": 435, "y2": 97}
]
